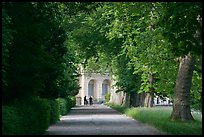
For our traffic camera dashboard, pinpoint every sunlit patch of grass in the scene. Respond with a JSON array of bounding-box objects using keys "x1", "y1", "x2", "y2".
[{"x1": 107, "y1": 103, "x2": 202, "y2": 135}]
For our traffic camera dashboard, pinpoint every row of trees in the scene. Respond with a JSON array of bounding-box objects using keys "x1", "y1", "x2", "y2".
[
  {"x1": 2, "y1": 2, "x2": 201, "y2": 124},
  {"x1": 2, "y1": 2, "x2": 99, "y2": 134},
  {"x1": 67, "y1": 2, "x2": 202, "y2": 121},
  {"x1": 2, "y1": 2, "x2": 100, "y2": 104}
]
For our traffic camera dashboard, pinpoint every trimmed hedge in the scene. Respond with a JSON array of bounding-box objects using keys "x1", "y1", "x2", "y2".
[
  {"x1": 2, "y1": 97, "x2": 51, "y2": 135},
  {"x1": 2, "y1": 96, "x2": 76, "y2": 135},
  {"x1": 48, "y1": 99, "x2": 60, "y2": 124},
  {"x1": 2, "y1": 105, "x2": 23, "y2": 135},
  {"x1": 57, "y1": 98, "x2": 67, "y2": 116},
  {"x1": 15, "y1": 97, "x2": 51, "y2": 135},
  {"x1": 57, "y1": 96, "x2": 76, "y2": 116}
]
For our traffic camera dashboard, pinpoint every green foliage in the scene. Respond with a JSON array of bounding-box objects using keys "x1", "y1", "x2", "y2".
[
  {"x1": 2, "y1": 105, "x2": 23, "y2": 135},
  {"x1": 69, "y1": 2, "x2": 201, "y2": 111},
  {"x1": 190, "y1": 70, "x2": 202, "y2": 111},
  {"x1": 65, "y1": 96, "x2": 76, "y2": 110},
  {"x1": 159, "y1": 2, "x2": 202, "y2": 56},
  {"x1": 57, "y1": 97, "x2": 75, "y2": 116},
  {"x1": 106, "y1": 102, "x2": 128, "y2": 114},
  {"x1": 3, "y1": 97, "x2": 51, "y2": 135},
  {"x1": 14, "y1": 97, "x2": 51, "y2": 135},
  {"x1": 2, "y1": 2, "x2": 82, "y2": 103},
  {"x1": 57, "y1": 98, "x2": 68, "y2": 116},
  {"x1": 48, "y1": 99, "x2": 60, "y2": 124},
  {"x1": 105, "y1": 92, "x2": 111, "y2": 103},
  {"x1": 2, "y1": 3, "x2": 13, "y2": 103}
]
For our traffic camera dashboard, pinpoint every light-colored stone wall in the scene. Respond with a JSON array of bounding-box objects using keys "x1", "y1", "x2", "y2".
[
  {"x1": 76, "y1": 72, "x2": 114, "y2": 105},
  {"x1": 76, "y1": 68, "x2": 171, "y2": 106}
]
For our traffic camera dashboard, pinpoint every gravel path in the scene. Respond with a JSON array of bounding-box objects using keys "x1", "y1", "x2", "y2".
[{"x1": 45, "y1": 104, "x2": 166, "y2": 135}]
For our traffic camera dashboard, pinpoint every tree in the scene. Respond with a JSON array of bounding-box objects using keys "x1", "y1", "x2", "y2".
[
  {"x1": 2, "y1": 2, "x2": 98, "y2": 103},
  {"x1": 159, "y1": 2, "x2": 202, "y2": 121},
  {"x1": 65, "y1": 2, "x2": 202, "y2": 115}
]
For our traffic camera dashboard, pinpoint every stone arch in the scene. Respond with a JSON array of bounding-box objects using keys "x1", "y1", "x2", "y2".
[
  {"x1": 101, "y1": 79, "x2": 111, "y2": 102},
  {"x1": 88, "y1": 79, "x2": 95, "y2": 98}
]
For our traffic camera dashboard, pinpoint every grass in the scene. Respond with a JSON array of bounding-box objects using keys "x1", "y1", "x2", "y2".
[{"x1": 106, "y1": 103, "x2": 202, "y2": 135}]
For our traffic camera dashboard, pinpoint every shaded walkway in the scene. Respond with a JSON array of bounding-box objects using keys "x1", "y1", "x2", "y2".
[{"x1": 45, "y1": 104, "x2": 166, "y2": 135}]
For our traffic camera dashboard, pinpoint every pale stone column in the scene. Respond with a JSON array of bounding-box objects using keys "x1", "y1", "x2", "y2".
[
  {"x1": 97, "y1": 79, "x2": 103, "y2": 102},
  {"x1": 81, "y1": 73, "x2": 85, "y2": 105},
  {"x1": 93, "y1": 79, "x2": 98, "y2": 102},
  {"x1": 84, "y1": 76, "x2": 89, "y2": 97}
]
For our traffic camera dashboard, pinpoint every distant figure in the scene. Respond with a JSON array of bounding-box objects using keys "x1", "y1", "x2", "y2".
[
  {"x1": 89, "y1": 96, "x2": 93, "y2": 105},
  {"x1": 84, "y1": 96, "x2": 88, "y2": 105}
]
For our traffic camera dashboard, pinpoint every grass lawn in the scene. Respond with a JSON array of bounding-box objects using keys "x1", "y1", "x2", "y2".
[{"x1": 106, "y1": 103, "x2": 202, "y2": 135}]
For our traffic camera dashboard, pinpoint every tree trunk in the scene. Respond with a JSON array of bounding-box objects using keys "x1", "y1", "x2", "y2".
[
  {"x1": 170, "y1": 53, "x2": 194, "y2": 121},
  {"x1": 135, "y1": 93, "x2": 140, "y2": 107},
  {"x1": 139, "y1": 92, "x2": 145, "y2": 107},
  {"x1": 122, "y1": 92, "x2": 130, "y2": 107},
  {"x1": 130, "y1": 92, "x2": 137, "y2": 107},
  {"x1": 144, "y1": 91, "x2": 154, "y2": 107},
  {"x1": 143, "y1": 6, "x2": 155, "y2": 108},
  {"x1": 144, "y1": 72, "x2": 154, "y2": 107}
]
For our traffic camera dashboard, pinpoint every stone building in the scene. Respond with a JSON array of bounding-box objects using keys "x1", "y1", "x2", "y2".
[
  {"x1": 75, "y1": 68, "x2": 171, "y2": 106},
  {"x1": 76, "y1": 71, "x2": 112, "y2": 105}
]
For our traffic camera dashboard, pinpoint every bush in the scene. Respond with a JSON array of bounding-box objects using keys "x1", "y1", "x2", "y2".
[
  {"x1": 56, "y1": 98, "x2": 67, "y2": 116},
  {"x1": 105, "y1": 92, "x2": 111, "y2": 103},
  {"x1": 66, "y1": 96, "x2": 76, "y2": 110},
  {"x1": 2, "y1": 105, "x2": 22, "y2": 135},
  {"x1": 31, "y1": 97, "x2": 51, "y2": 134},
  {"x1": 13, "y1": 97, "x2": 51, "y2": 135},
  {"x1": 57, "y1": 96, "x2": 76, "y2": 116},
  {"x1": 48, "y1": 99, "x2": 60, "y2": 124},
  {"x1": 2, "y1": 97, "x2": 51, "y2": 135}
]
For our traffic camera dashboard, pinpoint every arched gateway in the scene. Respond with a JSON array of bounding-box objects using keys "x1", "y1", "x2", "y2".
[{"x1": 76, "y1": 72, "x2": 111, "y2": 105}]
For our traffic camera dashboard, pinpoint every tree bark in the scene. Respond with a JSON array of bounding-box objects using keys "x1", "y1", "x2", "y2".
[
  {"x1": 170, "y1": 53, "x2": 194, "y2": 121},
  {"x1": 144, "y1": 72, "x2": 154, "y2": 107},
  {"x1": 130, "y1": 92, "x2": 137, "y2": 107},
  {"x1": 122, "y1": 92, "x2": 130, "y2": 107},
  {"x1": 144, "y1": 91, "x2": 154, "y2": 107},
  {"x1": 139, "y1": 92, "x2": 145, "y2": 107}
]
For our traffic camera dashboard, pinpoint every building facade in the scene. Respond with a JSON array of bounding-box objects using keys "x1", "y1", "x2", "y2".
[
  {"x1": 76, "y1": 72, "x2": 112, "y2": 105},
  {"x1": 75, "y1": 69, "x2": 172, "y2": 106}
]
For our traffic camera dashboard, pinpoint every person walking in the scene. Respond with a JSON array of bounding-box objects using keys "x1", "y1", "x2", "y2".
[
  {"x1": 89, "y1": 96, "x2": 93, "y2": 105},
  {"x1": 84, "y1": 96, "x2": 88, "y2": 105}
]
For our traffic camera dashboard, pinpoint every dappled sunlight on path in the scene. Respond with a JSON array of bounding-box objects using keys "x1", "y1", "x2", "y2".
[{"x1": 45, "y1": 104, "x2": 166, "y2": 135}]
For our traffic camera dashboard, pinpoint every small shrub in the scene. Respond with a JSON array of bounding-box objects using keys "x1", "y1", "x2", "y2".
[{"x1": 105, "y1": 92, "x2": 111, "y2": 103}]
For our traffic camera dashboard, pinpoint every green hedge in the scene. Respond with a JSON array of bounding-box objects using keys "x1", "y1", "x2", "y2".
[
  {"x1": 2, "y1": 106, "x2": 23, "y2": 135},
  {"x1": 57, "y1": 98, "x2": 67, "y2": 116},
  {"x1": 48, "y1": 99, "x2": 60, "y2": 124},
  {"x1": 57, "y1": 96, "x2": 76, "y2": 116},
  {"x1": 2, "y1": 97, "x2": 51, "y2": 135},
  {"x1": 3, "y1": 96, "x2": 76, "y2": 135},
  {"x1": 15, "y1": 97, "x2": 51, "y2": 135},
  {"x1": 66, "y1": 96, "x2": 76, "y2": 110}
]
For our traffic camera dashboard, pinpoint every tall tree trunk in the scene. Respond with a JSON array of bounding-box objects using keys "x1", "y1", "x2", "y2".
[
  {"x1": 144, "y1": 91, "x2": 154, "y2": 107},
  {"x1": 140, "y1": 92, "x2": 145, "y2": 107},
  {"x1": 130, "y1": 92, "x2": 137, "y2": 107},
  {"x1": 171, "y1": 53, "x2": 194, "y2": 121},
  {"x1": 135, "y1": 92, "x2": 145, "y2": 107},
  {"x1": 144, "y1": 72, "x2": 154, "y2": 107},
  {"x1": 122, "y1": 92, "x2": 130, "y2": 107},
  {"x1": 143, "y1": 6, "x2": 155, "y2": 108}
]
